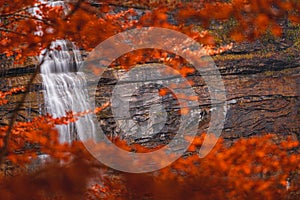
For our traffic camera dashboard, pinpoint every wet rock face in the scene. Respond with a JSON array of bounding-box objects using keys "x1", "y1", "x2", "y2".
[
  {"x1": 1, "y1": 39, "x2": 299, "y2": 145},
  {"x1": 95, "y1": 42, "x2": 300, "y2": 144},
  {"x1": 97, "y1": 80, "x2": 182, "y2": 146},
  {"x1": 0, "y1": 57, "x2": 45, "y2": 125}
]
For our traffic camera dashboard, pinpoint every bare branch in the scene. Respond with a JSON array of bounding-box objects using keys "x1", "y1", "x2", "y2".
[{"x1": 0, "y1": 27, "x2": 27, "y2": 36}]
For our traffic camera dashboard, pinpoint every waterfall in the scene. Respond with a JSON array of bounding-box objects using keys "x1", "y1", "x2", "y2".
[{"x1": 40, "y1": 40, "x2": 95, "y2": 143}]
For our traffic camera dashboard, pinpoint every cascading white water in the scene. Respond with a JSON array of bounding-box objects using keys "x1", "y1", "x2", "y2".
[{"x1": 40, "y1": 40, "x2": 96, "y2": 143}]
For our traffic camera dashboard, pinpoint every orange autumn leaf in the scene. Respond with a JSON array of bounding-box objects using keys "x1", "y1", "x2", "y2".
[{"x1": 159, "y1": 88, "x2": 168, "y2": 96}]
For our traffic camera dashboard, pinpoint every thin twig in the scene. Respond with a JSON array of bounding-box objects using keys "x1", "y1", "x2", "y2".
[
  {"x1": 90, "y1": 2, "x2": 150, "y2": 11},
  {"x1": 2, "y1": 13, "x2": 50, "y2": 24},
  {"x1": 0, "y1": 27, "x2": 27, "y2": 36}
]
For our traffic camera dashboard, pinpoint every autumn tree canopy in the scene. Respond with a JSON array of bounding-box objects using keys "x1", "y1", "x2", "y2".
[
  {"x1": 0, "y1": 0, "x2": 300, "y2": 199},
  {"x1": 1, "y1": 0, "x2": 299, "y2": 59}
]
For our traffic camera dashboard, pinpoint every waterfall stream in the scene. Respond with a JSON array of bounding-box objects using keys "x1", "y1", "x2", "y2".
[{"x1": 40, "y1": 40, "x2": 95, "y2": 143}]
